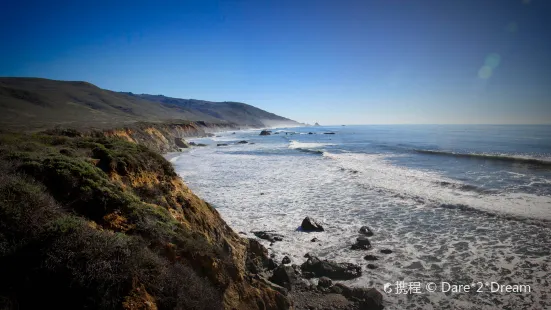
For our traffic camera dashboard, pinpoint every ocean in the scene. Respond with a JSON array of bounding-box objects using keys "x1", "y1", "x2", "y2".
[{"x1": 170, "y1": 125, "x2": 551, "y2": 309}]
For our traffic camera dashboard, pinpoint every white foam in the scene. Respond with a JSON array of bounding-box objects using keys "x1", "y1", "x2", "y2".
[
  {"x1": 288, "y1": 140, "x2": 335, "y2": 150},
  {"x1": 171, "y1": 144, "x2": 551, "y2": 309},
  {"x1": 324, "y1": 152, "x2": 551, "y2": 220}
]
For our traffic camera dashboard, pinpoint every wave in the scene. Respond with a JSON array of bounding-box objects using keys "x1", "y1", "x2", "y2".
[
  {"x1": 288, "y1": 141, "x2": 333, "y2": 155},
  {"x1": 413, "y1": 149, "x2": 551, "y2": 167},
  {"x1": 323, "y1": 152, "x2": 551, "y2": 222}
]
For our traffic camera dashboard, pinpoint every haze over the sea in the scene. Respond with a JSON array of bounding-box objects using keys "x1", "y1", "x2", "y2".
[{"x1": 1, "y1": 0, "x2": 550, "y2": 124}]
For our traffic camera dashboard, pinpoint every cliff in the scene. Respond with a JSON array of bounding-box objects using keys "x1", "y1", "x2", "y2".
[{"x1": 0, "y1": 128, "x2": 289, "y2": 309}]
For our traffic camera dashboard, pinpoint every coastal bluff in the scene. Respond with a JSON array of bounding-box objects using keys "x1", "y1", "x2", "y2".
[{"x1": 0, "y1": 126, "x2": 289, "y2": 309}]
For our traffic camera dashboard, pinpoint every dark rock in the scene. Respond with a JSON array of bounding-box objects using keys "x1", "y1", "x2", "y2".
[
  {"x1": 318, "y1": 277, "x2": 332, "y2": 288},
  {"x1": 380, "y1": 249, "x2": 393, "y2": 254},
  {"x1": 196, "y1": 143, "x2": 208, "y2": 147},
  {"x1": 239, "y1": 231, "x2": 247, "y2": 235},
  {"x1": 237, "y1": 140, "x2": 248, "y2": 144},
  {"x1": 301, "y1": 217, "x2": 324, "y2": 232},
  {"x1": 311, "y1": 237, "x2": 319, "y2": 242},
  {"x1": 274, "y1": 132, "x2": 280, "y2": 134},
  {"x1": 267, "y1": 258, "x2": 278, "y2": 271},
  {"x1": 174, "y1": 137, "x2": 190, "y2": 148},
  {"x1": 363, "y1": 255, "x2": 378, "y2": 261},
  {"x1": 359, "y1": 225, "x2": 374, "y2": 236},
  {"x1": 232, "y1": 132, "x2": 236, "y2": 134},
  {"x1": 355, "y1": 288, "x2": 384, "y2": 310},
  {"x1": 351, "y1": 236, "x2": 372, "y2": 250},
  {"x1": 253, "y1": 231, "x2": 283, "y2": 243},
  {"x1": 188, "y1": 141, "x2": 197, "y2": 146},
  {"x1": 367, "y1": 264, "x2": 378, "y2": 269},
  {"x1": 260, "y1": 130, "x2": 272, "y2": 136},
  {"x1": 304, "y1": 253, "x2": 312, "y2": 258},
  {"x1": 269, "y1": 265, "x2": 298, "y2": 290},
  {"x1": 217, "y1": 143, "x2": 228, "y2": 146},
  {"x1": 332, "y1": 283, "x2": 351, "y2": 296},
  {"x1": 323, "y1": 132, "x2": 336, "y2": 135},
  {"x1": 246, "y1": 238, "x2": 272, "y2": 274},
  {"x1": 302, "y1": 271, "x2": 315, "y2": 279},
  {"x1": 308, "y1": 132, "x2": 314, "y2": 135},
  {"x1": 257, "y1": 276, "x2": 289, "y2": 296},
  {"x1": 282, "y1": 256, "x2": 291, "y2": 265},
  {"x1": 300, "y1": 256, "x2": 362, "y2": 280},
  {"x1": 329, "y1": 284, "x2": 344, "y2": 294}
]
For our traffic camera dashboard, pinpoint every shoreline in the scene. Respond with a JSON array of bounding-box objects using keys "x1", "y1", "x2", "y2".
[{"x1": 169, "y1": 127, "x2": 551, "y2": 309}]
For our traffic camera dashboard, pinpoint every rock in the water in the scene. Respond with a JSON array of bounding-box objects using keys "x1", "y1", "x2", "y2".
[
  {"x1": 188, "y1": 141, "x2": 197, "y2": 146},
  {"x1": 364, "y1": 255, "x2": 378, "y2": 261},
  {"x1": 367, "y1": 264, "x2": 378, "y2": 269},
  {"x1": 300, "y1": 256, "x2": 362, "y2": 280},
  {"x1": 311, "y1": 237, "x2": 319, "y2": 242},
  {"x1": 174, "y1": 137, "x2": 190, "y2": 148},
  {"x1": 351, "y1": 236, "x2": 372, "y2": 250},
  {"x1": 217, "y1": 143, "x2": 228, "y2": 146},
  {"x1": 253, "y1": 231, "x2": 284, "y2": 243},
  {"x1": 380, "y1": 249, "x2": 393, "y2": 254},
  {"x1": 301, "y1": 217, "x2": 324, "y2": 232},
  {"x1": 269, "y1": 265, "x2": 298, "y2": 290},
  {"x1": 282, "y1": 256, "x2": 291, "y2": 265},
  {"x1": 196, "y1": 143, "x2": 208, "y2": 147},
  {"x1": 237, "y1": 140, "x2": 248, "y2": 144},
  {"x1": 308, "y1": 132, "x2": 314, "y2": 135},
  {"x1": 259, "y1": 130, "x2": 272, "y2": 136},
  {"x1": 324, "y1": 132, "x2": 336, "y2": 135},
  {"x1": 318, "y1": 277, "x2": 332, "y2": 288},
  {"x1": 359, "y1": 225, "x2": 374, "y2": 236}
]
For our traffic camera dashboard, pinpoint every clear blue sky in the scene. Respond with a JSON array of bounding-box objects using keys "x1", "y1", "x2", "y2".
[{"x1": 1, "y1": 0, "x2": 550, "y2": 124}]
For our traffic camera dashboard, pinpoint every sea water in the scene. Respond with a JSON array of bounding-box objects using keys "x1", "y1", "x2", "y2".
[{"x1": 171, "y1": 125, "x2": 551, "y2": 309}]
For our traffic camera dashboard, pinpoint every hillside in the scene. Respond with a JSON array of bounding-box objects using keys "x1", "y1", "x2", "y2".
[
  {"x1": 0, "y1": 130, "x2": 289, "y2": 309},
  {"x1": 0, "y1": 77, "x2": 301, "y2": 131}
]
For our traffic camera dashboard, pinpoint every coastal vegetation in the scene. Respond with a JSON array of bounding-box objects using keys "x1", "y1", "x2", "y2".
[{"x1": 0, "y1": 129, "x2": 286, "y2": 309}]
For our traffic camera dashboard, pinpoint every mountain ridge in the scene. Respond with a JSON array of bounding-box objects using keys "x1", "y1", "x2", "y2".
[{"x1": 0, "y1": 77, "x2": 301, "y2": 131}]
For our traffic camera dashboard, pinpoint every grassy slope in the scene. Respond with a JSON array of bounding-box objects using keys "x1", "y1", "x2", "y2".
[
  {"x1": 0, "y1": 130, "x2": 288, "y2": 310},
  {"x1": 0, "y1": 78, "x2": 299, "y2": 131}
]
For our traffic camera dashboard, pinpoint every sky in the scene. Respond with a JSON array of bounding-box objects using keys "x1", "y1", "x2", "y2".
[{"x1": 1, "y1": 0, "x2": 551, "y2": 124}]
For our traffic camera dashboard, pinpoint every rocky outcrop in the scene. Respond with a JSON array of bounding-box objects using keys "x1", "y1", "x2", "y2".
[
  {"x1": 260, "y1": 130, "x2": 272, "y2": 136},
  {"x1": 359, "y1": 225, "x2": 374, "y2": 236},
  {"x1": 318, "y1": 277, "x2": 332, "y2": 288},
  {"x1": 102, "y1": 121, "x2": 240, "y2": 153},
  {"x1": 0, "y1": 129, "x2": 291, "y2": 310},
  {"x1": 174, "y1": 137, "x2": 190, "y2": 148},
  {"x1": 300, "y1": 217, "x2": 324, "y2": 232},
  {"x1": 253, "y1": 231, "x2": 284, "y2": 243},
  {"x1": 351, "y1": 236, "x2": 372, "y2": 250},
  {"x1": 269, "y1": 265, "x2": 298, "y2": 290},
  {"x1": 300, "y1": 256, "x2": 362, "y2": 280}
]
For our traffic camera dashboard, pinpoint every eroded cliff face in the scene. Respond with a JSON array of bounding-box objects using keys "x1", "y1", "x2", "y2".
[
  {"x1": 0, "y1": 129, "x2": 289, "y2": 310},
  {"x1": 102, "y1": 121, "x2": 241, "y2": 153}
]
